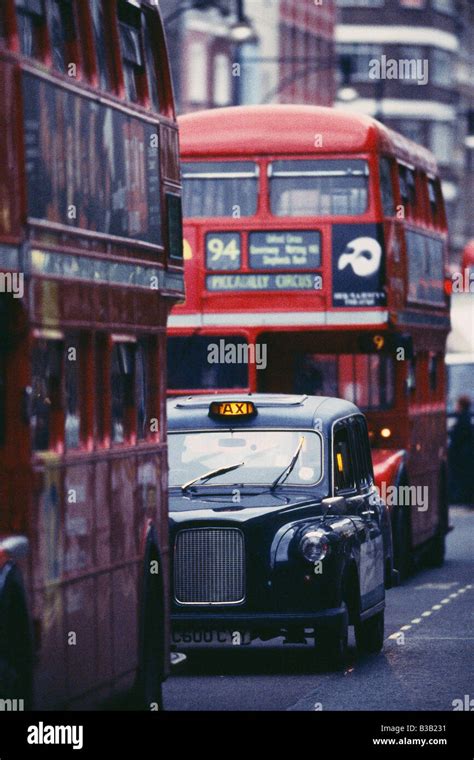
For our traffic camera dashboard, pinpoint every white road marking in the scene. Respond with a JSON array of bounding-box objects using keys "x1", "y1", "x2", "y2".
[{"x1": 388, "y1": 583, "x2": 472, "y2": 644}]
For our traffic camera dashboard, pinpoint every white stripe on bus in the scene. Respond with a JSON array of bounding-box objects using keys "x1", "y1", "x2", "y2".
[{"x1": 168, "y1": 311, "x2": 389, "y2": 328}]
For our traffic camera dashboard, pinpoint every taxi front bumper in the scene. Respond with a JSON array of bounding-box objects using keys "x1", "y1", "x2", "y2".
[{"x1": 171, "y1": 605, "x2": 348, "y2": 637}]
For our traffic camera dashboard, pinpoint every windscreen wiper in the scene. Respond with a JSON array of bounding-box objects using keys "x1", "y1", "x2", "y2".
[
  {"x1": 181, "y1": 462, "x2": 245, "y2": 493},
  {"x1": 270, "y1": 437, "x2": 305, "y2": 491}
]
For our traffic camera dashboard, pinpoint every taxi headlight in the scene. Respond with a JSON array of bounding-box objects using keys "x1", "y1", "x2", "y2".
[{"x1": 299, "y1": 530, "x2": 330, "y2": 563}]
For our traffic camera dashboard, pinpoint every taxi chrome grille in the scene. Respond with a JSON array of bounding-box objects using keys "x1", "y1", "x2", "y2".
[{"x1": 174, "y1": 528, "x2": 245, "y2": 605}]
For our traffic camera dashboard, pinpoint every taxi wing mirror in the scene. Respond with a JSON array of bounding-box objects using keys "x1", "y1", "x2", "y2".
[{"x1": 321, "y1": 496, "x2": 348, "y2": 516}]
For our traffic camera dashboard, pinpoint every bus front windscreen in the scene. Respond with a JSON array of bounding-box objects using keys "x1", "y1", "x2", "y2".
[{"x1": 269, "y1": 159, "x2": 369, "y2": 217}]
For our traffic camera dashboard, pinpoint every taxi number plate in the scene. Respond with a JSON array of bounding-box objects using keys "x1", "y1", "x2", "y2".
[{"x1": 172, "y1": 630, "x2": 251, "y2": 646}]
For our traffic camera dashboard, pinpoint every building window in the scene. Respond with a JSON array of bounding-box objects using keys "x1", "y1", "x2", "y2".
[
  {"x1": 430, "y1": 123, "x2": 453, "y2": 164},
  {"x1": 431, "y1": 0, "x2": 454, "y2": 14},
  {"x1": 337, "y1": 44, "x2": 383, "y2": 83},
  {"x1": 188, "y1": 40, "x2": 207, "y2": 103},
  {"x1": 432, "y1": 49, "x2": 452, "y2": 87},
  {"x1": 89, "y1": 0, "x2": 111, "y2": 91},
  {"x1": 399, "y1": 0, "x2": 426, "y2": 7},
  {"x1": 397, "y1": 120, "x2": 424, "y2": 145},
  {"x1": 337, "y1": 0, "x2": 384, "y2": 6},
  {"x1": 15, "y1": 0, "x2": 45, "y2": 58},
  {"x1": 398, "y1": 46, "x2": 426, "y2": 85},
  {"x1": 213, "y1": 53, "x2": 232, "y2": 106},
  {"x1": 48, "y1": 0, "x2": 76, "y2": 74}
]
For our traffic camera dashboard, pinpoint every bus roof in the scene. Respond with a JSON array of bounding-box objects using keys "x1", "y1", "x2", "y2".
[{"x1": 178, "y1": 105, "x2": 438, "y2": 175}]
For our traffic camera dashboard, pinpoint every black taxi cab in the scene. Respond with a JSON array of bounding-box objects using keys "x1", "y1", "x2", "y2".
[{"x1": 167, "y1": 394, "x2": 395, "y2": 668}]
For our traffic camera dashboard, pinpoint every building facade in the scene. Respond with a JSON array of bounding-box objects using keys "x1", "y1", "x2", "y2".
[
  {"x1": 161, "y1": 0, "x2": 337, "y2": 112},
  {"x1": 335, "y1": 0, "x2": 474, "y2": 262}
]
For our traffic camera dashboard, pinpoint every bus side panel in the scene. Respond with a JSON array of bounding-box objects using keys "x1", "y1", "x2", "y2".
[
  {"x1": 110, "y1": 456, "x2": 139, "y2": 682},
  {"x1": 63, "y1": 461, "x2": 97, "y2": 698}
]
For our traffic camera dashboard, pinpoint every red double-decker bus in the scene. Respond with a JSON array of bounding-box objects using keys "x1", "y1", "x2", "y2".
[
  {"x1": 0, "y1": 0, "x2": 183, "y2": 709},
  {"x1": 168, "y1": 104, "x2": 450, "y2": 578}
]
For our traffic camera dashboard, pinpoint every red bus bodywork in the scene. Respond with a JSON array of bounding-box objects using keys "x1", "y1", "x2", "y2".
[
  {"x1": 169, "y1": 104, "x2": 450, "y2": 572},
  {"x1": 0, "y1": 0, "x2": 183, "y2": 708}
]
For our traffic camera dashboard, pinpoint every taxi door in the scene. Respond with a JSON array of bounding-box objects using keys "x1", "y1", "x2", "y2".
[{"x1": 334, "y1": 419, "x2": 385, "y2": 611}]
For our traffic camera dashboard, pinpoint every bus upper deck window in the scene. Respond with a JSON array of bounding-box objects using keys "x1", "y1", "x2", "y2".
[
  {"x1": 118, "y1": 2, "x2": 145, "y2": 104},
  {"x1": 182, "y1": 162, "x2": 259, "y2": 218},
  {"x1": 398, "y1": 164, "x2": 416, "y2": 217},
  {"x1": 380, "y1": 157, "x2": 395, "y2": 216},
  {"x1": 48, "y1": 0, "x2": 76, "y2": 74},
  {"x1": 428, "y1": 178, "x2": 443, "y2": 227},
  {"x1": 89, "y1": 0, "x2": 111, "y2": 91},
  {"x1": 15, "y1": 0, "x2": 46, "y2": 58},
  {"x1": 269, "y1": 159, "x2": 369, "y2": 217},
  {"x1": 143, "y1": 11, "x2": 160, "y2": 112}
]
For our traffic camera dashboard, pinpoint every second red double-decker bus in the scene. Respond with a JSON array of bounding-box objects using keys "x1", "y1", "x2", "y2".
[
  {"x1": 168, "y1": 104, "x2": 450, "y2": 578},
  {"x1": 0, "y1": 0, "x2": 183, "y2": 709}
]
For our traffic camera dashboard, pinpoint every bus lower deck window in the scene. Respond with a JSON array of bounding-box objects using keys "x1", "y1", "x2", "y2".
[
  {"x1": 111, "y1": 342, "x2": 135, "y2": 444},
  {"x1": 31, "y1": 339, "x2": 62, "y2": 451},
  {"x1": 168, "y1": 336, "x2": 248, "y2": 390},
  {"x1": 269, "y1": 159, "x2": 369, "y2": 217},
  {"x1": 65, "y1": 336, "x2": 81, "y2": 449},
  {"x1": 135, "y1": 339, "x2": 150, "y2": 441}
]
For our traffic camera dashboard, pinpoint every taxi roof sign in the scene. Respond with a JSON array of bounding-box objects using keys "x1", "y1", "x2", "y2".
[{"x1": 209, "y1": 401, "x2": 257, "y2": 419}]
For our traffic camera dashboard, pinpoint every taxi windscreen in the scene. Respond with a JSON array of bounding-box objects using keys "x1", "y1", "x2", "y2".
[{"x1": 168, "y1": 429, "x2": 322, "y2": 488}]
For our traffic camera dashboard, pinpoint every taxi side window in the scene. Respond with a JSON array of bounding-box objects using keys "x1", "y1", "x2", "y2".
[
  {"x1": 333, "y1": 425, "x2": 355, "y2": 493},
  {"x1": 351, "y1": 417, "x2": 374, "y2": 491}
]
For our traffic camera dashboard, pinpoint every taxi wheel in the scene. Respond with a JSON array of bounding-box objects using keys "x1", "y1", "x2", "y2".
[
  {"x1": 315, "y1": 622, "x2": 348, "y2": 671},
  {"x1": 355, "y1": 610, "x2": 385, "y2": 654}
]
